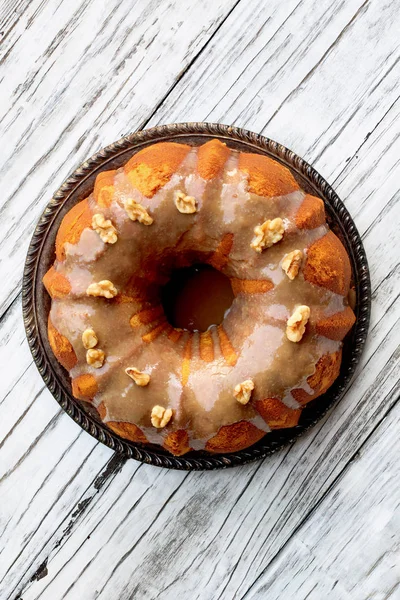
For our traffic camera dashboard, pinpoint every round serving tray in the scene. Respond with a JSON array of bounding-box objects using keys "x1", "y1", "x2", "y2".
[{"x1": 22, "y1": 123, "x2": 371, "y2": 470}]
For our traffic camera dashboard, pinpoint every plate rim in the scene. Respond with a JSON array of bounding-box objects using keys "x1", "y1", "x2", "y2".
[{"x1": 22, "y1": 122, "x2": 371, "y2": 470}]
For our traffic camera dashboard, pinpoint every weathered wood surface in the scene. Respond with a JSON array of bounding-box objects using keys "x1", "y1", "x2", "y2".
[{"x1": 0, "y1": 0, "x2": 399, "y2": 598}]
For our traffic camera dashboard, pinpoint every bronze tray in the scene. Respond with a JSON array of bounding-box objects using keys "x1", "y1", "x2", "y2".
[{"x1": 22, "y1": 123, "x2": 371, "y2": 470}]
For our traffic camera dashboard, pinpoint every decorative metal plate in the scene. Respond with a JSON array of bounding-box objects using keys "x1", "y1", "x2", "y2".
[{"x1": 22, "y1": 123, "x2": 371, "y2": 470}]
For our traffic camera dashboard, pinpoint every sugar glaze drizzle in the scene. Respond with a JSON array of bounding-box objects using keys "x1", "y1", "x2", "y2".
[{"x1": 50, "y1": 146, "x2": 345, "y2": 449}]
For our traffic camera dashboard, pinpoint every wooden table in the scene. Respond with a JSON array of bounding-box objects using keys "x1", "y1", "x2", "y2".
[{"x1": 1, "y1": 1, "x2": 399, "y2": 598}]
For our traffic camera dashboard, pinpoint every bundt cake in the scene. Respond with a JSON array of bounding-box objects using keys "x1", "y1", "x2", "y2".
[{"x1": 43, "y1": 139, "x2": 356, "y2": 456}]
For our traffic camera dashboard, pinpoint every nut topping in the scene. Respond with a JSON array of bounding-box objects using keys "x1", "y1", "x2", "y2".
[
  {"x1": 124, "y1": 198, "x2": 153, "y2": 225},
  {"x1": 86, "y1": 348, "x2": 105, "y2": 368},
  {"x1": 233, "y1": 379, "x2": 255, "y2": 405},
  {"x1": 151, "y1": 405, "x2": 173, "y2": 428},
  {"x1": 86, "y1": 280, "x2": 118, "y2": 298},
  {"x1": 174, "y1": 191, "x2": 197, "y2": 214},
  {"x1": 82, "y1": 328, "x2": 98, "y2": 349},
  {"x1": 125, "y1": 367, "x2": 150, "y2": 387},
  {"x1": 251, "y1": 218, "x2": 284, "y2": 253},
  {"x1": 91, "y1": 213, "x2": 118, "y2": 244},
  {"x1": 281, "y1": 250, "x2": 303, "y2": 280},
  {"x1": 286, "y1": 305, "x2": 310, "y2": 342}
]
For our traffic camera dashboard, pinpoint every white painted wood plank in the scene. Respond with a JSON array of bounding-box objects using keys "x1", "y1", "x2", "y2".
[
  {"x1": 243, "y1": 399, "x2": 400, "y2": 600},
  {"x1": 1, "y1": 0, "x2": 399, "y2": 598},
  {"x1": 0, "y1": 0, "x2": 238, "y2": 315},
  {"x1": 0, "y1": 0, "x2": 29, "y2": 44},
  {"x1": 0, "y1": 345, "x2": 115, "y2": 594},
  {"x1": 0, "y1": 297, "x2": 33, "y2": 415},
  {"x1": 150, "y1": 0, "x2": 399, "y2": 178},
  {"x1": 152, "y1": 0, "x2": 368, "y2": 130}
]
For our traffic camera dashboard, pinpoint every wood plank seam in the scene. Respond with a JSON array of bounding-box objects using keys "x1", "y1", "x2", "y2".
[
  {"x1": 2, "y1": 429, "x2": 91, "y2": 579},
  {"x1": 133, "y1": 0, "x2": 244, "y2": 136},
  {"x1": 259, "y1": 0, "x2": 370, "y2": 133},
  {"x1": 7, "y1": 454, "x2": 129, "y2": 597},
  {"x1": 91, "y1": 473, "x2": 192, "y2": 600},
  {"x1": 315, "y1": 65, "x2": 400, "y2": 167},
  {"x1": 202, "y1": 0, "x2": 304, "y2": 121},
  {"x1": 33, "y1": 470, "x2": 188, "y2": 600},
  {"x1": 240, "y1": 374, "x2": 400, "y2": 599}
]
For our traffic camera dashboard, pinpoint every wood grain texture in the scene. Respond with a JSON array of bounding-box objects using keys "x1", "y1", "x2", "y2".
[
  {"x1": 0, "y1": 0, "x2": 399, "y2": 598},
  {"x1": 244, "y1": 400, "x2": 400, "y2": 600}
]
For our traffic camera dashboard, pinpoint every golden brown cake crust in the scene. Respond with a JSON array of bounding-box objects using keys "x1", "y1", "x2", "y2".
[
  {"x1": 255, "y1": 398, "x2": 301, "y2": 429},
  {"x1": 93, "y1": 170, "x2": 117, "y2": 208},
  {"x1": 55, "y1": 199, "x2": 93, "y2": 261},
  {"x1": 231, "y1": 278, "x2": 274, "y2": 296},
  {"x1": 303, "y1": 231, "x2": 352, "y2": 295},
  {"x1": 48, "y1": 316, "x2": 77, "y2": 371},
  {"x1": 238, "y1": 152, "x2": 299, "y2": 197},
  {"x1": 163, "y1": 430, "x2": 191, "y2": 456},
  {"x1": 43, "y1": 266, "x2": 71, "y2": 298},
  {"x1": 197, "y1": 139, "x2": 230, "y2": 180},
  {"x1": 209, "y1": 233, "x2": 234, "y2": 270},
  {"x1": 316, "y1": 307, "x2": 356, "y2": 341},
  {"x1": 217, "y1": 325, "x2": 237, "y2": 367},
  {"x1": 72, "y1": 374, "x2": 98, "y2": 400},
  {"x1": 124, "y1": 142, "x2": 190, "y2": 198},
  {"x1": 96, "y1": 401, "x2": 148, "y2": 443},
  {"x1": 205, "y1": 421, "x2": 266, "y2": 453},
  {"x1": 97, "y1": 402, "x2": 107, "y2": 420},
  {"x1": 296, "y1": 194, "x2": 326, "y2": 229},
  {"x1": 199, "y1": 331, "x2": 214, "y2": 362},
  {"x1": 292, "y1": 350, "x2": 342, "y2": 405},
  {"x1": 107, "y1": 421, "x2": 148, "y2": 444}
]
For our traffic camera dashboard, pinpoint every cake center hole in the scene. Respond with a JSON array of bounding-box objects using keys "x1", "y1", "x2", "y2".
[{"x1": 161, "y1": 264, "x2": 234, "y2": 332}]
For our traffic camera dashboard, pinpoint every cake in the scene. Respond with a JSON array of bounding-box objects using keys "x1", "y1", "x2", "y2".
[{"x1": 43, "y1": 139, "x2": 356, "y2": 456}]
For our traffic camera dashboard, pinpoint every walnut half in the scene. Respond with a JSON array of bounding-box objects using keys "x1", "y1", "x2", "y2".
[
  {"x1": 86, "y1": 280, "x2": 118, "y2": 299},
  {"x1": 251, "y1": 218, "x2": 284, "y2": 253},
  {"x1": 151, "y1": 405, "x2": 173, "y2": 428},
  {"x1": 86, "y1": 348, "x2": 105, "y2": 368},
  {"x1": 125, "y1": 367, "x2": 150, "y2": 387},
  {"x1": 174, "y1": 191, "x2": 197, "y2": 214},
  {"x1": 281, "y1": 249, "x2": 303, "y2": 280},
  {"x1": 82, "y1": 328, "x2": 98, "y2": 349},
  {"x1": 233, "y1": 379, "x2": 255, "y2": 405},
  {"x1": 286, "y1": 305, "x2": 310, "y2": 342},
  {"x1": 92, "y1": 213, "x2": 118, "y2": 244},
  {"x1": 124, "y1": 198, "x2": 153, "y2": 225}
]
